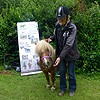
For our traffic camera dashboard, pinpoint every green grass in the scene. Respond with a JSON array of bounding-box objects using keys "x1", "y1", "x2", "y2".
[{"x1": 0, "y1": 69, "x2": 100, "y2": 100}]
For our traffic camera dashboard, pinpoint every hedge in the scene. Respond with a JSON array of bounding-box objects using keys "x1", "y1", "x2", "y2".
[{"x1": 0, "y1": 0, "x2": 100, "y2": 73}]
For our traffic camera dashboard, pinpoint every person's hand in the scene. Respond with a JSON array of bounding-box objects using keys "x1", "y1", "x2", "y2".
[
  {"x1": 53, "y1": 57, "x2": 60, "y2": 67},
  {"x1": 45, "y1": 38, "x2": 52, "y2": 43}
]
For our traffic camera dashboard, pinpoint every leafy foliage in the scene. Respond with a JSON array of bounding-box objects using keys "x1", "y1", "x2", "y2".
[
  {"x1": 72, "y1": 1, "x2": 100, "y2": 73},
  {"x1": 0, "y1": 0, "x2": 100, "y2": 73}
]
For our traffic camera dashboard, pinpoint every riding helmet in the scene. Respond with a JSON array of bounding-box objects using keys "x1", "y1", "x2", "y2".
[{"x1": 56, "y1": 6, "x2": 69, "y2": 18}]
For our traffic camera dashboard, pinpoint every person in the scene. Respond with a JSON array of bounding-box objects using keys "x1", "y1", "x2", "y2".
[{"x1": 47, "y1": 6, "x2": 80, "y2": 96}]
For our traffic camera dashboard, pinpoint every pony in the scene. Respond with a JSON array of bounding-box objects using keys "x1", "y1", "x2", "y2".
[{"x1": 35, "y1": 40, "x2": 56, "y2": 91}]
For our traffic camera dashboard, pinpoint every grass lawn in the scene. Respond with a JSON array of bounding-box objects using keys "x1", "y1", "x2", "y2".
[{"x1": 0, "y1": 69, "x2": 100, "y2": 100}]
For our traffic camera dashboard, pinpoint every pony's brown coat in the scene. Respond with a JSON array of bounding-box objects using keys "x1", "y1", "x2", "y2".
[{"x1": 35, "y1": 40, "x2": 56, "y2": 90}]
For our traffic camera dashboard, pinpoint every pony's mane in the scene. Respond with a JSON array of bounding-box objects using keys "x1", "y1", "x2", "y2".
[{"x1": 35, "y1": 40, "x2": 55, "y2": 61}]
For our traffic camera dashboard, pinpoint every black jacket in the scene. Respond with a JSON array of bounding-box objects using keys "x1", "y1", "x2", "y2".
[{"x1": 50, "y1": 22, "x2": 80, "y2": 61}]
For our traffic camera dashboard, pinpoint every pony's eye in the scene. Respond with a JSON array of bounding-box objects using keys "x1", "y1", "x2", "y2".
[{"x1": 47, "y1": 62, "x2": 50, "y2": 65}]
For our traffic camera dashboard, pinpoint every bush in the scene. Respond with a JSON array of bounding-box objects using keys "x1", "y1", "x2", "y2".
[
  {"x1": 0, "y1": 0, "x2": 100, "y2": 73},
  {"x1": 0, "y1": 0, "x2": 76, "y2": 65},
  {"x1": 72, "y1": 1, "x2": 100, "y2": 73}
]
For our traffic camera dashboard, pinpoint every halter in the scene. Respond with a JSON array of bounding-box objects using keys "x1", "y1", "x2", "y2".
[
  {"x1": 41, "y1": 53, "x2": 51, "y2": 60},
  {"x1": 42, "y1": 56, "x2": 50, "y2": 59}
]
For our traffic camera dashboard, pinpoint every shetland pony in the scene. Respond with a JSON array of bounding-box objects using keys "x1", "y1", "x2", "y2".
[{"x1": 35, "y1": 40, "x2": 56, "y2": 91}]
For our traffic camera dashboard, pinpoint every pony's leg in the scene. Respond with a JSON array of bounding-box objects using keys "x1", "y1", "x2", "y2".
[
  {"x1": 39, "y1": 62, "x2": 51, "y2": 88},
  {"x1": 50, "y1": 69, "x2": 56, "y2": 91},
  {"x1": 66, "y1": 63, "x2": 68, "y2": 80},
  {"x1": 66, "y1": 68, "x2": 68, "y2": 80},
  {"x1": 43, "y1": 71, "x2": 51, "y2": 88}
]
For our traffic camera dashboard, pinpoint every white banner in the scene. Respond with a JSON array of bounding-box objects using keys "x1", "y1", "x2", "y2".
[{"x1": 17, "y1": 21, "x2": 42, "y2": 76}]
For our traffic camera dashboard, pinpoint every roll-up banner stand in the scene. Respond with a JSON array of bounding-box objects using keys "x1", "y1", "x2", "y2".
[{"x1": 17, "y1": 21, "x2": 42, "y2": 76}]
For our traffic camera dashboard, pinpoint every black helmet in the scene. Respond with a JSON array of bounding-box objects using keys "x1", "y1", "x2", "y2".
[{"x1": 56, "y1": 6, "x2": 69, "y2": 19}]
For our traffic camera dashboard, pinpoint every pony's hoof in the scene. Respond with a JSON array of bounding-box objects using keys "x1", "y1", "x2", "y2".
[
  {"x1": 46, "y1": 84, "x2": 51, "y2": 89},
  {"x1": 51, "y1": 86, "x2": 55, "y2": 91}
]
